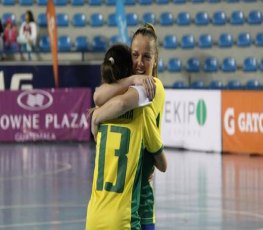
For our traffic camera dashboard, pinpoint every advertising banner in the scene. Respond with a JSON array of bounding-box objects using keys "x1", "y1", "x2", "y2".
[
  {"x1": 222, "y1": 91, "x2": 263, "y2": 154},
  {"x1": 0, "y1": 64, "x2": 100, "y2": 90},
  {"x1": 0, "y1": 88, "x2": 92, "y2": 142},
  {"x1": 161, "y1": 89, "x2": 221, "y2": 152}
]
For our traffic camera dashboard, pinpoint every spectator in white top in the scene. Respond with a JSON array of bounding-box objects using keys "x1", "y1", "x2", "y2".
[{"x1": 17, "y1": 10, "x2": 37, "y2": 53}]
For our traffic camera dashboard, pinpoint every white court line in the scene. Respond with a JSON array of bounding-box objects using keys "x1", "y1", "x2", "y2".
[
  {"x1": 0, "y1": 162, "x2": 72, "y2": 181},
  {"x1": 0, "y1": 203, "x2": 87, "y2": 210},
  {"x1": 0, "y1": 203, "x2": 87, "y2": 228},
  {"x1": 157, "y1": 208, "x2": 263, "y2": 220},
  {"x1": 0, "y1": 219, "x2": 85, "y2": 228}
]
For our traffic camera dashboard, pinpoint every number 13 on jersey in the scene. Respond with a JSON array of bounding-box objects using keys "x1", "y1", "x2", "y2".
[{"x1": 96, "y1": 124, "x2": 131, "y2": 193}]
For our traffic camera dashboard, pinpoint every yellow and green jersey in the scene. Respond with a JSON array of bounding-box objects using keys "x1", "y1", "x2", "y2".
[
  {"x1": 139, "y1": 77, "x2": 165, "y2": 225},
  {"x1": 86, "y1": 104, "x2": 163, "y2": 230}
]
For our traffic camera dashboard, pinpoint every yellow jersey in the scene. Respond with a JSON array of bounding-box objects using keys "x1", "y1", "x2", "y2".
[
  {"x1": 86, "y1": 104, "x2": 163, "y2": 230},
  {"x1": 139, "y1": 77, "x2": 165, "y2": 225}
]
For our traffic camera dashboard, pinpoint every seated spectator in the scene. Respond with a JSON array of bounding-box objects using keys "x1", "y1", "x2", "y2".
[
  {"x1": 17, "y1": 10, "x2": 38, "y2": 54},
  {"x1": 3, "y1": 18, "x2": 18, "y2": 53}
]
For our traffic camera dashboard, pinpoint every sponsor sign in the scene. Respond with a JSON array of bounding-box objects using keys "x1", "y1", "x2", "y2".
[
  {"x1": 0, "y1": 88, "x2": 92, "y2": 142},
  {"x1": 162, "y1": 89, "x2": 221, "y2": 152},
  {"x1": 0, "y1": 65, "x2": 100, "y2": 90},
  {"x1": 222, "y1": 91, "x2": 263, "y2": 154}
]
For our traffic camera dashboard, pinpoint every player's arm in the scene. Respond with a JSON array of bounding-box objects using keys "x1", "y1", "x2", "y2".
[
  {"x1": 143, "y1": 107, "x2": 167, "y2": 173},
  {"x1": 92, "y1": 87, "x2": 139, "y2": 125},
  {"x1": 92, "y1": 86, "x2": 149, "y2": 141},
  {"x1": 94, "y1": 75, "x2": 156, "y2": 106},
  {"x1": 153, "y1": 153, "x2": 167, "y2": 172}
]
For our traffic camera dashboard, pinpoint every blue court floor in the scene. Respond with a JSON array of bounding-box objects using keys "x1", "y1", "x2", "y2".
[{"x1": 0, "y1": 142, "x2": 263, "y2": 230}]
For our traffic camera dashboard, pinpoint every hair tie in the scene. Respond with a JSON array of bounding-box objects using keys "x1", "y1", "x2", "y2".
[{"x1": 109, "y1": 57, "x2": 115, "y2": 65}]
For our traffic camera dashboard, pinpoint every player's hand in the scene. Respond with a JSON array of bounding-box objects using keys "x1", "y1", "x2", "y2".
[
  {"x1": 148, "y1": 166, "x2": 155, "y2": 182},
  {"x1": 91, "y1": 110, "x2": 99, "y2": 142},
  {"x1": 86, "y1": 107, "x2": 98, "y2": 142},
  {"x1": 132, "y1": 75, "x2": 156, "y2": 101}
]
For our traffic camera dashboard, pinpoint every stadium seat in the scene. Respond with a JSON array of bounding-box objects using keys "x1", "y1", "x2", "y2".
[
  {"x1": 195, "y1": 11, "x2": 209, "y2": 26},
  {"x1": 245, "y1": 79, "x2": 262, "y2": 90},
  {"x1": 159, "y1": 12, "x2": 174, "y2": 26},
  {"x1": 192, "y1": 0, "x2": 205, "y2": 3},
  {"x1": 212, "y1": 11, "x2": 227, "y2": 25},
  {"x1": 208, "y1": 80, "x2": 224, "y2": 89},
  {"x1": 199, "y1": 34, "x2": 213, "y2": 48},
  {"x1": 176, "y1": 12, "x2": 191, "y2": 26},
  {"x1": 158, "y1": 58, "x2": 165, "y2": 73},
  {"x1": 227, "y1": 80, "x2": 242, "y2": 89},
  {"x1": 221, "y1": 57, "x2": 237, "y2": 72},
  {"x1": 142, "y1": 12, "x2": 156, "y2": 25},
  {"x1": 156, "y1": 0, "x2": 169, "y2": 4},
  {"x1": 247, "y1": 10, "x2": 262, "y2": 25},
  {"x1": 105, "y1": 0, "x2": 116, "y2": 5},
  {"x1": 260, "y1": 59, "x2": 263, "y2": 71},
  {"x1": 92, "y1": 36, "x2": 108, "y2": 52},
  {"x1": 37, "y1": 13, "x2": 47, "y2": 27},
  {"x1": 56, "y1": 13, "x2": 69, "y2": 27},
  {"x1": 75, "y1": 36, "x2": 89, "y2": 51},
  {"x1": 109, "y1": 35, "x2": 119, "y2": 46},
  {"x1": 191, "y1": 80, "x2": 205, "y2": 89},
  {"x1": 58, "y1": 35, "x2": 72, "y2": 52},
  {"x1": 107, "y1": 14, "x2": 117, "y2": 27},
  {"x1": 237, "y1": 32, "x2": 251, "y2": 47},
  {"x1": 163, "y1": 34, "x2": 177, "y2": 49},
  {"x1": 125, "y1": 0, "x2": 136, "y2": 5},
  {"x1": 204, "y1": 57, "x2": 218, "y2": 72},
  {"x1": 39, "y1": 35, "x2": 50, "y2": 52},
  {"x1": 173, "y1": 0, "x2": 186, "y2": 4},
  {"x1": 138, "y1": 0, "x2": 152, "y2": 5},
  {"x1": 71, "y1": 0, "x2": 85, "y2": 5},
  {"x1": 37, "y1": 0, "x2": 47, "y2": 5},
  {"x1": 20, "y1": 14, "x2": 26, "y2": 23},
  {"x1": 218, "y1": 33, "x2": 233, "y2": 48},
  {"x1": 173, "y1": 81, "x2": 187, "y2": 89},
  {"x1": 19, "y1": 0, "x2": 33, "y2": 5},
  {"x1": 2, "y1": 0, "x2": 15, "y2": 5},
  {"x1": 181, "y1": 34, "x2": 195, "y2": 49},
  {"x1": 72, "y1": 13, "x2": 87, "y2": 27},
  {"x1": 2, "y1": 13, "x2": 16, "y2": 26},
  {"x1": 243, "y1": 57, "x2": 257, "y2": 72},
  {"x1": 126, "y1": 13, "x2": 139, "y2": 26},
  {"x1": 89, "y1": 0, "x2": 102, "y2": 5},
  {"x1": 186, "y1": 57, "x2": 200, "y2": 72},
  {"x1": 167, "y1": 58, "x2": 182, "y2": 72},
  {"x1": 90, "y1": 13, "x2": 104, "y2": 27},
  {"x1": 255, "y1": 32, "x2": 263, "y2": 46},
  {"x1": 208, "y1": 0, "x2": 220, "y2": 3},
  {"x1": 54, "y1": 0, "x2": 67, "y2": 5},
  {"x1": 230, "y1": 11, "x2": 244, "y2": 25}
]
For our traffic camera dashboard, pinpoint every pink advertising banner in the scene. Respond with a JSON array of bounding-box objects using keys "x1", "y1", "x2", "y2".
[{"x1": 0, "y1": 88, "x2": 92, "y2": 142}]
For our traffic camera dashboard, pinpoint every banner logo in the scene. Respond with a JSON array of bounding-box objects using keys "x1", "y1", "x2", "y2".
[
  {"x1": 224, "y1": 107, "x2": 263, "y2": 135},
  {"x1": 17, "y1": 89, "x2": 53, "y2": 111},
  {"x1": 196, "y1": 99, "x2": 207, "y2": 126}
]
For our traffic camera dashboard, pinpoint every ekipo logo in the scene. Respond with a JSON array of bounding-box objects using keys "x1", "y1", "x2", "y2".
[
  {"x1": 164, "y1": 98, "x2": 207, "y2": 126},
  {"x1": 17, "y1": 89, "x2": 53, "y2": 111}
]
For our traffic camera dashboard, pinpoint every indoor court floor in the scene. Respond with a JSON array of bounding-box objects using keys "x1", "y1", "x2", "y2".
[{"x1": 0, "y1": 142, "x2": 263, "y2": 230}]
